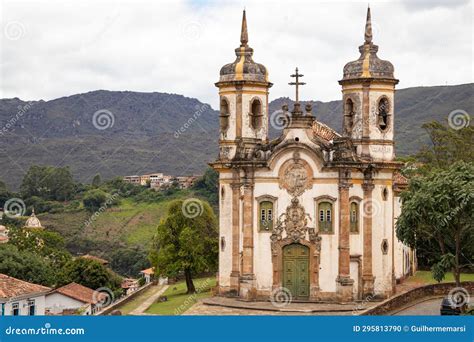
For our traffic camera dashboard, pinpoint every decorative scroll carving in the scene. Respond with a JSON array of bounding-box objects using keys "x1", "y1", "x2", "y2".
[
  {"x1": 219, "y1": 146, "x2": 231, "y2": 160},
  {"x1": 270, "y1": 198, "x2": 321, "y2": 254},
  {"x1": 278, "y1": 152, "x2": 312, "y2": 197}
]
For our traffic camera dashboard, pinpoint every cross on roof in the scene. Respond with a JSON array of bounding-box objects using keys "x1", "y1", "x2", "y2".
[{"x1": 289, "y1": 67, "x2": 306, "y2": 103}]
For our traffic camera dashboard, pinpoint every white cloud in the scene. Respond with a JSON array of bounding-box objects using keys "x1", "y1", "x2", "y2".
[{"x1": 0, "y1": 0, "x2": 472, "y2": 108}]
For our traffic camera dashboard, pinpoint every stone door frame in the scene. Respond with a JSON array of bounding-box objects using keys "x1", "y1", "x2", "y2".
[{"x1": 271, "y1": 238, "x2": 320, "y2": 301}]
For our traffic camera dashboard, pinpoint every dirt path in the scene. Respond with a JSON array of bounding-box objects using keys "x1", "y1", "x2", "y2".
[{"x1": 129, "y1": 285, "x2": 169, "y2": 315}]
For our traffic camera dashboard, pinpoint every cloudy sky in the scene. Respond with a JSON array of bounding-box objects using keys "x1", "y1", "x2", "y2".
[{"x1": 0, "y1": 0, "x2": 472, "y2": 108}]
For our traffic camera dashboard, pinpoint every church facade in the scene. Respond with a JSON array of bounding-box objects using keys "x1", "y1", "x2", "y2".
[{"x1": 211, "y1": 8, "x2": 415, "y2": 302}]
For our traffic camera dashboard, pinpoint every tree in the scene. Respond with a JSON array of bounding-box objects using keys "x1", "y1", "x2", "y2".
[
  {"x1": 396, "y1": 161, "x2": 474, "y2": 286},
  {"x1": 417, "y1": 121, "x2": 473, "y2": 172},
  {"x1": 0, "y1": 180, "x2": 13, "y2": 208},
  {"x1": 0, "y1": 244, "x2": 57, "y2": 286},
  {"x1": 92, "y1": 174, "x2": 102, "y2": 188},
  {"x1": 7, "y1": 227, "x2": 72, "y2": 269},
  {"x1": 61, "y1": 258, "x2": 122, "y2": 293},
  {"x1": 150, "y1": 199, "x2": 218, "y2": 293},
  {"x1": 20, "y1": 165, "x2": 75, "y2": 201},
  {"x1": 192, "y1": 168, "x2": 218, "y2": 207},
  {"x1": 83, "y1": 189, "x2": 108, "y2": 212},
  {"x1": 109, "y1": 247, "x2": 150, "y2": 277}
]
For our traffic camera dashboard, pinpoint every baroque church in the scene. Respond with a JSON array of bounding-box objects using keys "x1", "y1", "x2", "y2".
[{"x1": 211, "y1": 8, "x2": 416, "y2": 302}]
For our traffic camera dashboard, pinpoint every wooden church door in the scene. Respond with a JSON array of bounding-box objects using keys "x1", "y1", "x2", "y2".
[{"x1": 283, "y1": 244, "x2": 309, "y2": 299}]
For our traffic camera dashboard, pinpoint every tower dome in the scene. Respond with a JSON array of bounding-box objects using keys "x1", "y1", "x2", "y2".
[
  {"x1": 25, "y1": 209, "x2": 42, "y2": 228},
  {"x1": 218, "y1": 10, "x2": 269, "y2": 84},
  {"x1": 341, "y1": 7, "x2": 397, "y2": 83},
  {"x1": 0, "y1": 225, "x2": 8, "y2": 244}
]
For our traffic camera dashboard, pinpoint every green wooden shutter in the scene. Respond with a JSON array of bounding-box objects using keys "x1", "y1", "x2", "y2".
[
  {"x1": 350, "y1": 202, "x2": 359, "y2": 233},
  {"x1": 260, "y1": 201, "x2": 273, "y2": 231},
  {"x1": 318, "y1": 202, "x2": 333, "y2": 233}
]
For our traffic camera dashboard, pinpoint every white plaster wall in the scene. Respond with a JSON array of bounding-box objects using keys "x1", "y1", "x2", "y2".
[
  {"x1": 45, "y1": 293, "x2": 91, "y2": 315},
  {"x1": 350, "y1": 261, "x2": 360, "y2": 298},
  {"x1": 241, "y1": 92, "x2": 268, "y2": 140},
  {"x1": 218, "y1": 180, "x2": 233, "y2": 287},
  {"x1": 2, "y1": 295, "x2": 46, "y2": 316},
  {"x1": 393, "y1": 195, "x2": 412, "y2": 279},
  {"x1": 371, "y1": 181, "x2": 394, "y2": 295}
]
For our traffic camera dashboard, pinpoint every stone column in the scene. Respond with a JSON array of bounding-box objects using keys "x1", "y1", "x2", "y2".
[
  {"x1": 235, "y1": 85, "x2": 243, "y2": 137},
  {"x1": 361, "y1": 82, "x2": 371, "y2": 157},
  {"x1": 229, "y1": 183, "x2": 241, "y2": 295},
  {"x1": 240, "y1": 182, "x2": 256, "y2": 300},
  {"x1": 336, "y1": 170, "x2": 353, "y2": 302},
  {"x1": 362, "y1": 174, "x2": 375, "y2": 297}
]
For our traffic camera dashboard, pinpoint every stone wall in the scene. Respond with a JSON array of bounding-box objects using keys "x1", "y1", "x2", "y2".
[
  {"x1": 362, "y1": 281, "x2": 474, "y2": 315},
  {"x1": 98, "y1": 283, "x2": 153, "y2": 316}
]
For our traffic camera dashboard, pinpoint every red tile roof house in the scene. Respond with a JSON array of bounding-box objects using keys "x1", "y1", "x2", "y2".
[
  {"x1": 45, "y1": 283, "x2": 105, "y2": 315},
  {"x1": 0, "y1": 274, "x2": 51, "y2": 316}
]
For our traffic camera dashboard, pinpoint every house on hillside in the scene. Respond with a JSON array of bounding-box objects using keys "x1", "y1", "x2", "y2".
[
  {"x1": 45, "y1": 282, "x2": 104, "y2": 315},
  {"x1": 121, "y1": 278, "x2": 139, "y2": 296},
  {"x1": 140, "y1": 268, "x2": 168, "y2": 285},
  {"x1": 123, "y1": 175, "x2": 141, "y2": 185},
  {"x1": 140, "y1": 268, "x2": 154, "y2": 284},
  {"x1": 0, "y1": 274, "x2": 51, "y2": 316}
]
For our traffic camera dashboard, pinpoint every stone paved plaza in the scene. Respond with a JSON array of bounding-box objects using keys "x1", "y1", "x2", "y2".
[{"x1": 184, "y1": 297, "x2": 378, "y2": 316}]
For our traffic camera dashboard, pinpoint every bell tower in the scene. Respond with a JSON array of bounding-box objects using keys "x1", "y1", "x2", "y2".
[
  {"x1": 339, "y1": 7, "x2": 398, "y2": 161},
  {"x1": 216, "y1": 10, "x2": 272, "y2": 161}
]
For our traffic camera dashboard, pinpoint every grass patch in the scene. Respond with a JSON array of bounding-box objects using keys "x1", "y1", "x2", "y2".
[
  {"x1": 114, "y1": 285, "x2": 159, "y2": 315},
  {"x1": 407, "y1": 270, "x2": 474, "y2": 285},
  {"x1": 145, "y1": 277, "x2": 216, "y2": 315},
  {"x1": 41, "y1": 198, "x2": 170, "y2": 250}
]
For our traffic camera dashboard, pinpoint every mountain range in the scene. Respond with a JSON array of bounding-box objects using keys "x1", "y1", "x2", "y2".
[{"x1": 0, "y1": 83, "x2": 472, "y2": 190}]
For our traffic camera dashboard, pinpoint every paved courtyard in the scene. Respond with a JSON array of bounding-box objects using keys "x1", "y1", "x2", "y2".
[
  {"x1": 392, "y1": 297, "x2": 442, "y2": 315},
  {"x1": 184, "y1": 297, "x2": 378, "y2": 316}
]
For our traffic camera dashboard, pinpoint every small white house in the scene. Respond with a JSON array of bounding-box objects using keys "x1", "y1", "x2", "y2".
[
  {"x1": 139, "y1": 268, "x2": 168, "y2": 285},
  {"x1": 0, "y1": 273, "x2": 51, "y2": 316},
  {"x1": 45, "y1": 282, "x2": 102, "y2": 315},
  {"x1": 140, "y1": 268, "x2": 154, "y2": 284}
]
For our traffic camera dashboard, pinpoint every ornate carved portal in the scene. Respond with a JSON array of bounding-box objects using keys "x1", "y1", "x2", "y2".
[{"x1": 270, "y1": 198, "x2": 321, "y2": 300}]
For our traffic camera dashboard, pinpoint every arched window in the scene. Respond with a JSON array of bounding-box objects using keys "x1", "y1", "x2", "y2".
[
  {"x1": 250, "y1": 98, "x2": 262, "y2": 130},
  {"x1": 259, "y1": 201, "x2": 273, "y2": 231},
  {"x1": 377, "y1": 97, "x2": 390, "y2": 131},
  {"x1": 318, "y1": 202, "x2": 333, "y2": 233},
  {"x1": 219, "y1": 98, "x2": 230, "y2": 132},
  {"x1": 350, "y1": 202, "x2": 359, "y2": 233},
  {"x1": 345, "y1": 98, "x2": 354, "y2": 134}
]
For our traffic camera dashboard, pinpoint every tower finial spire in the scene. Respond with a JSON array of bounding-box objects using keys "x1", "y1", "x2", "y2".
[
  {"x1": 240, "y1": 9, "x2": 248, "y2": 46},
  {"x1": 364, "y1": 5, "x2": 373, "y2": 44}
]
